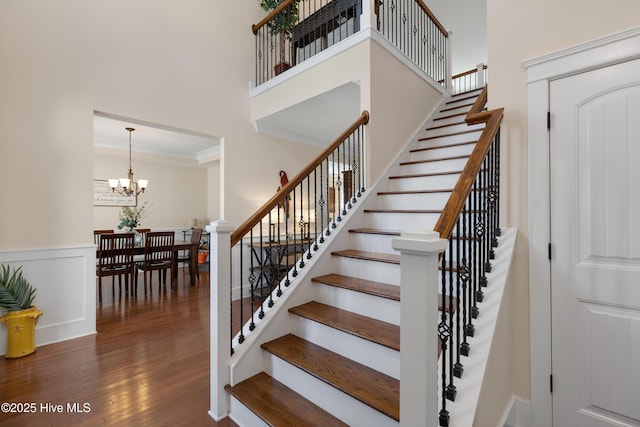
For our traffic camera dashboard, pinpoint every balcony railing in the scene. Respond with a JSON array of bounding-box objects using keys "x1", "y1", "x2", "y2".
[{"x1": 252, "y1": 0, "x2": 451, "y2": 88}]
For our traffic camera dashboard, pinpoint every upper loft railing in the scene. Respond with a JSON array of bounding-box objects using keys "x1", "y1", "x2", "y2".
[
  {"x1": 228, "y1": 111, "x2": 369, "y2": 352},
  {"x1": 252, "y1": 0, "x2": 451, "y2": 88},
  {"x1": 447, "y1": 64, "x2": 488, "y2": 94}
]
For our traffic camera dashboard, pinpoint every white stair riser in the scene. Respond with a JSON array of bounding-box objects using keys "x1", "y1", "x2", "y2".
[
  {"x1": 410, "y1": 144, "x2": 475, "y2": 161},
  {"x1": 418, "y1": 130, "x2": 483, "y2": 148},
  {"x1": 314, "y1": 282, "x2": 400, "y2": 325},
  {"x1": 229, "y1": 396, "x2": 269, "y2": 427},
  {"x1": 433, "y1": 114, "x2": 468, "y2": 126},
  {"x1": 333, "y1": 256, "x2": 400, "y2": 286},
  {"x1": 375, "y1": 192, "x2": 451, "y2": 211},
  {"x1": 439, "y1": 104, "x2": 472, "y2": 116},
  {"x1": 399, "y1": 157, "x2": 469, "y2": 175},
  {"x1": 424, "y1": 122, "x2": 485, "y2": 138},
  {"x1": 387, "y1": 175, "x2": 460, "y2": 191},
  {"x1": 363, "y1": 211, "x2": 440, "y2": 230},
  {"x1": 348, "y1": 232, "x2": 398, "y2": 254},
  {"x1": 290, "y1": 316, "x2": 400, "y2": 379},
  {"x1": 445, "y1": 97, "x2": 479, "y2": 109},
  {"x1": 265, "y1": 354, "x2": 399, "y2": 427}
]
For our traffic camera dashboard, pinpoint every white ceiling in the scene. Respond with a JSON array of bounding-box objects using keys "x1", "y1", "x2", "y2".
[{"x1": 93, "y1": 113, "x2": 220, "y2": 162}]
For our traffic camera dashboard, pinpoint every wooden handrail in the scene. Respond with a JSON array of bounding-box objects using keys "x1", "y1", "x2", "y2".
[
  {"x1": 231, "y1": 111, "x2": 370, "y2": 246},
  {"x1": 252, "y1": 0, "x2": 298, "y2": 35},
  {"x1": 451, "y1": 64, "x2": 487, "y2": 80},
  {"x1": 413, "y1": 0, "x2": 448, "y2": 37},
  {"x1": 434, "y1": 86, "x2": 503, "y2": 240}
]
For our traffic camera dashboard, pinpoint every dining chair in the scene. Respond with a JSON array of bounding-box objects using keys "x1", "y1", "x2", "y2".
[
  {"x1": 135, "y1": 231, "x2": 174, "y2": 294},
  {"x1": 176, "y1": 227, "x2": 203, "y2": 282},
  {"x1": 96, "y1": 233, "x2": 135, "y2": 303},
  {"x1": 94, "y1": 229, "x2": 114, "y2": 246}
]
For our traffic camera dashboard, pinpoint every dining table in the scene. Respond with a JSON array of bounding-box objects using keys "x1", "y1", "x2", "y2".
[{"x1": 97, "y1": 239, "x2": 200, "y2": 287}]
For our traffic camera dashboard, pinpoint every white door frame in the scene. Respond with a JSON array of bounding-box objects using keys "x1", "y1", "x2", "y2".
[{"x1": 524, "y1": 26, "x2": 640, "y2": 427}]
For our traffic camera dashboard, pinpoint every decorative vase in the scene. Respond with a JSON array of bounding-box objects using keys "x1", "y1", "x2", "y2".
[{"x1": 1, "y1": 306, "x2": 43, "y2": 358}]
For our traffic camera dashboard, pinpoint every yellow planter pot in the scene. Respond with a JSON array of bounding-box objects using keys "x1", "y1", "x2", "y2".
[{"x1": 1, "y1": 306, "x2": 43, "y2": 358}]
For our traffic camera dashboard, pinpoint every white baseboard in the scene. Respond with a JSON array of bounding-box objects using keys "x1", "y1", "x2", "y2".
[
  {"x1": 501, "y1": 397, "x2": 532, "y2": 427},
  {"x1": 0, "y1": 246, "x2": 97, "y2": 355}
]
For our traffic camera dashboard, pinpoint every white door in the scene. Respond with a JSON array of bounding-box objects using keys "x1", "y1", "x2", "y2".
[{"x1": 550, "y1": 59, "x2": 640, "y2": 427}]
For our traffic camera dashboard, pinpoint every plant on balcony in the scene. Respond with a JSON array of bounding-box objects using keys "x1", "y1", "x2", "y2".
[{"x1": 260, "y1": 0, "x2": 300, "y2": 74}]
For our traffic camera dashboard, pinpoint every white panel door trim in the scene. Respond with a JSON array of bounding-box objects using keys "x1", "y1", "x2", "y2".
[{"x1": 525, "y1": 26, "x2": 640, "y2": 427}]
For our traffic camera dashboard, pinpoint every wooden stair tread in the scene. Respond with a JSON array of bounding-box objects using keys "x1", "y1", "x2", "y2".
[
  {"x1": 419, "y1": 127, "x2": 483, "y2": 141},
  {"x1": 364, "y1": 208, "x2": 443, "y2": 214},
  {"x1": 311, "y1": 273, "x2": 400, "y2": 300},
  {"x1": 439, "y1": 101, "x2": 474, "y2": 112},
  {"x1": 377, "y1": 189, "x2": 453, "y2": 195},
  {"x1": 349, "y1": 228, "x2": 402, "y2": 236},
  {"x1": 426, "y1": 120, "x2": 466, "y2": 131},
  {"x1": 389, "y1": 170, "x2": 462, "y2": 179},
  {"x1": 225, "y1": 372, "x2": 348, "y2": 427},
  {"x1": 290, "y1": 301, "x2": 400, "y2": 351},
  {"x1": 332, "y1": 250, "x2": 461, "y2": 275},
  {"x1": 332, "y1": 249, "x2": 400, "y2": 264},
  {"x1": 445, "y1": 94, "x2": 480, "y2": 104},
  {"x1": 261, "y1": 334, "x2": 400, "y2": 421},
  {"x1": 399, "y1": 154, "x2": 470, "y2": 165},
  {"x1": 410, "y1": 140, "x2": 476, "y2": 153},
  {"x1": 434, "y1": 111, "x2": 468, "y2": 121}
]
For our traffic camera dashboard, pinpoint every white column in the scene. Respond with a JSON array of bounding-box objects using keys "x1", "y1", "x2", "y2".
[
  {"x1": 392, "y1": 229, "x2": 448, "y2": 427},
  {"x1": 206, "y1": 220, "x2": 235, "y2": 421}
]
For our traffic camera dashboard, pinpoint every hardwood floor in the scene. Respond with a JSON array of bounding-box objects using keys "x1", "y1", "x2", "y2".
[{"x1": 0, "y1": 267, "x2": 243, "y2": 427}]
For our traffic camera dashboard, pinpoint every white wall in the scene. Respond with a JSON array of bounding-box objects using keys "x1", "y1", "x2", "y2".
[
  {"x1": 427, "y1": 0, "x2": 487, "y2": 74},
  {"x1": 486, "y1": 0, "x2": 640, "y2": 402},
  {"x1": 0, "y1": 0, "x2": 322, "y2": 349},
  {"x1": 94, "y1": 148, "x2": 210, "y2": 230}
]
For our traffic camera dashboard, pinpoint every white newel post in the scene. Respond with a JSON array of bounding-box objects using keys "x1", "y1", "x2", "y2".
[
  {"x1": 360, "y1": 0, "x2": 374, "y2": 32},
  {"x1": 445, "y1": 31, "x2": 453, "y2": 93},
  {"x1": 206, "y1": 220, "x2": 234, "y2": 421},
  {"x1": 392, "y1": 230, "x2": 448, "y2": 427},
  {"x1": 477, "y1": 62, "x2": 485, "y2": 88}
]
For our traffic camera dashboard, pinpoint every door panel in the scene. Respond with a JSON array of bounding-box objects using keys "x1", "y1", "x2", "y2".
[{"x1": 551, "y1": 59, "x2": 640, "y2": 427}]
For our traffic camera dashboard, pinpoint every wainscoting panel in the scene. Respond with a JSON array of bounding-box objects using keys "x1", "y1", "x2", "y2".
[{"x1": 0, "y1": 246, "x2": 97, "y2": 355}]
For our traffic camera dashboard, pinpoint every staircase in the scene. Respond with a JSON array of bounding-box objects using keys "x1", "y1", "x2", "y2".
[{"x1": 224, "y1": 89, "x2": 495, "y2": 426}]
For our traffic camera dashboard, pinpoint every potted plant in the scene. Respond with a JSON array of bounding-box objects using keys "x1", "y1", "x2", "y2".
[
  {"x1": 260, "y1": 0, "x2": 301, "y2": 75},
  {"x1": 0, "y1": 264, "x2": 42, "y2": 358}
]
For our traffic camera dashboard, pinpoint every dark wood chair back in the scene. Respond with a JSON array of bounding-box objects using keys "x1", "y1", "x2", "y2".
[
  {"x1": 96, "y1": 233, "x2": 135, "y2": 303},
  {"x1": 94, "y1": 229, "x2": 115, "y2": 245},
  {"x1": 135, "y1": 231, "x2": 175, "y2": 292}
]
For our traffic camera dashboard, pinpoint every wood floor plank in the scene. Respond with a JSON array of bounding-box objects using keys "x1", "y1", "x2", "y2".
[{"x1": 0, "y1": 267, "x2": 239, "y2": 427}]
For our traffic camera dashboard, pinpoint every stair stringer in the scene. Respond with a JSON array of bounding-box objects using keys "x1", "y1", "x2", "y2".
[{"x1": 227, "y1": 99, "x2": 449, "y2": 389}]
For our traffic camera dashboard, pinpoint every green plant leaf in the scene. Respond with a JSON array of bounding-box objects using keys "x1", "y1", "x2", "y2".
[{"x1": 0, "y1": 265, "x2": 37, "y2": 312}]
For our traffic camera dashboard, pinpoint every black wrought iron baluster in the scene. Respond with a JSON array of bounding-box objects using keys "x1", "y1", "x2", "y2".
[
  {"x1": 471, "y1": 179, "x2": 480, "y2": 317},
  {"x1": 453, "y1": 218, "x2": 464, "y2": 376},
  {"x1": 483, "y1": 154, "x2": 493, "y2": 274},
  {"x1": 446, "y1": 237, "x2": 456, "y2": 402},
  {"x1": 313, "y1": 168, "x2": 319, "y2": 251},
  {"x1": 460, "y1": 199, "x2": 471, "y2": 354},
  {"x1": 439, "y1": 252, "x2": 451, "y2": 426},
  {"x1": 319, "y1": 162, "x2": 326, "y2": 242},
  {"x1": 495, "y1": 130, "x2": 501, "y2": 238},
  {"x1": 291, "y1": 187, "x2": 298, "y2": 277},
  {"x1": 359, "y1": 125, "x2": 365, "y2": 195},
  {"x1": 306, "y1": 175, "x2": 312, "y2": 259},
  {"x1": 298, "y1": 183, "x2": 306, "y2": 270},
  {"x1": 466, "y1": 193, "x2": 477, "y2": 334},
  {"x1": 331, "y1": 149, "x2": 337, "y2": 229},
  {"x1": 476, "y1": 169, "x2": 487, "y2": 301},
  {"x1": 336, "y1": 145, "x2": 345, "y2": 219},
  {"x1": 346, "y1": 137, "x2": 352, "y2": 210}
]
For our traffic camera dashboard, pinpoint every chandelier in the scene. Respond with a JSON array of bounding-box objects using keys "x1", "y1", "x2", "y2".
[{"x1": 108, "y1": 127, "x2": 148, "y2": 197}]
